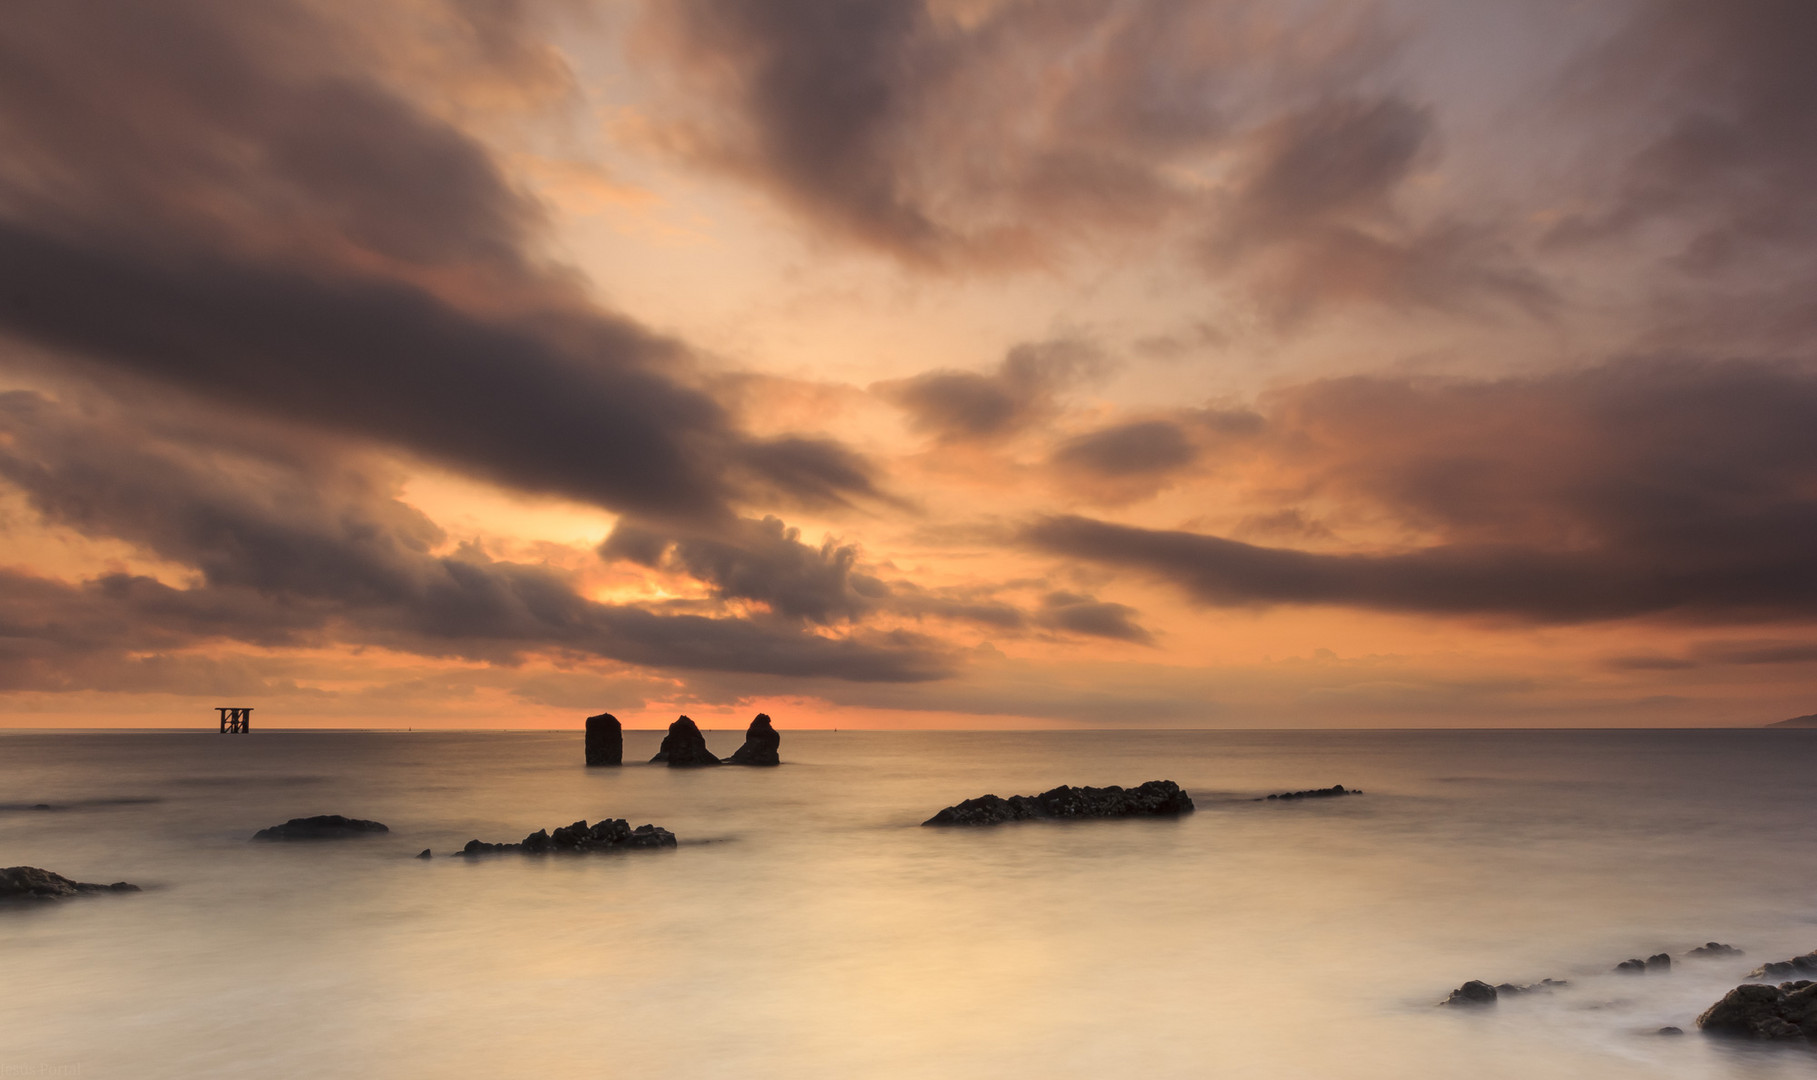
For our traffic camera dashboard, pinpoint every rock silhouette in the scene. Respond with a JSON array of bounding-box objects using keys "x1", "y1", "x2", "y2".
[
  {"x1": 252, "y1": 815, "x2": 389, "y2": 840},
  {"x1": 1615, "y1": 953, "x2": 1672, "y2": 973},
  {"x1": 1256, "y1": 784, "x2": 1361, "y2": 801},
  {"x1": 1, "y1": 866, "x2": 139, "y2": 901},
  {"x1": 1689, "y1": 942, "x2": 1745, "y2": 958},
  {"x1": 1748, "y1": 949, "x2": 1817, "y2": 979},
  {"x1": 726, "y1": 713, "x2": 781, "y2": 766},
  {"x1": 585, "y1": 712, "x2": 623, "y2": 766},
  {"x1": 457, "y1": 818, "x2": 677, "y2": 855},
  {"x1": 1698, "y1": 980, "x2": 1817, "y2": 1039},
  {"x1": 923, "y1": 780, "x2": 1194, "y2": 826},
  {"x1": 1442, "y1": 978, "x2": 1567, "y2": 1006},
  {"x1": 649, "y1": 716, "x2": 721, "y2": 767}
]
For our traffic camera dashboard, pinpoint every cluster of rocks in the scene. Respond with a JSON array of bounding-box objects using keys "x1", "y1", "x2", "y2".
[
  {"x1": 1444, "y1": 979, "x2": 1569, "y2": 1006},
  {"x1": 1698, "y1": 981, "x2": 1817, "y2": 1040},
  {"x1": 1616, "y1": 953, "x2": 1672, "y2": 974},
  {"x1": 1689, "y1": 942, "x2": 1745, "y2": 958},
  {"x1": 587, "y1": 712, "x2": 782, "y2": 768},
  {"x1": 457, "y1": 818, "x2": 676, "y2": 855},
  {"x1": 252, "y1": 815, "x2": 390, "y2": 841},
  {"x1": 1749, "y1": 949, "x2": 1817, "y2": 979},
  {"x1": 1, "y1": 865, "x2": 139, "y2": 901},
  {"x1": 923, "y1": 780, "x2": 1194, "y2": 826},
  {"x1": 1256, "y1": 784, "x2": 1361, "y2": 801}
]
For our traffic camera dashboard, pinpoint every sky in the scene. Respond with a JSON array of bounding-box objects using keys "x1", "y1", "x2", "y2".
[{"x1": 2, "y1": 0, "x2": 1815, "y2": 730}]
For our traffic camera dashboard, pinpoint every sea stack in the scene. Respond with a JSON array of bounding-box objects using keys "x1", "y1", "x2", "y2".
[
  {"x1": 650, "y1": 715, "x2": 721, "y2": 767},
  {"x1": 585, "y1": 711, "x2": 623, "y2": 766},
  {"x1": 726, "y1": 713, "x2": 781, "y2": 766}
]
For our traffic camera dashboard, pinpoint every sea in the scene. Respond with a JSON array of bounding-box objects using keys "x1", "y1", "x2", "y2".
[{"x1": 3, "y1": 728, "x2": 1815, "y2": 1079}]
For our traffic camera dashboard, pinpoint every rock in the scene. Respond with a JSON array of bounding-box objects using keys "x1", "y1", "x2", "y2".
[
  {"x1": 1689, "y1": 942, "x2": 1745, "y2": 958},
  {"x1": 251, "y1": 815, "x2": 389, "y2": 841},
  {"x1": 923, "y1": 780, "x2": 1194, "y2": 826},
  {"x1": 585, "y1": 712, "x2": 623, "y2": 766},
  {"x1": 1749, "y1": 950, "x2": 1817, "y2": 979},
  {"x1": 1497, "y1": 979, "x2": 1569, "y2": 995},
  {"x1": 649, "y1": 716, "x2": 721, "y2": 767},
  {"x1": 725, "y1": 713, "x2": 781, "y2": 766},
  {"x1": 1697, "y1": 980, "x2": 1817, "y2": 1039},
  {"x1": 1656, "y1": 1026, "x2": 1683, "y2": 1035},
  {"x1": 1256, "y1": 784, "x2": 1362, "y2": 801},
  {"x1": 457, "y1": 818, "x2": 677, "y2": 855},
  {"x1": 1445, "y1": 980, "x2": 1498, "y2": 1006},
  {"x1": 416, "y1": 849, "x2": 432, "y2": 859},
  {"x1": 1615, "y1": 958, "x2": 1649, "y2": 974},
  {"x1": 1649, "y1": 953, "x2": 1673, "y2": 972},
  {"x1": 1, "y1": 866, "x2": 140, "y2": 901}
]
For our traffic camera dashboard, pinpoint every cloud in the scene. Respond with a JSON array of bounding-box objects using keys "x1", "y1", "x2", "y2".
[
  {"x1": 1024, "y1": 356, "x2": 1817, "y2": 624},
  {"x1": 602, "y1": 515, "x2": 868, "y2": 625},
  {"x1": 874, "y1": 337, "x2": 1103, "y2": 442},
  {"x1": 0, "y1": 0, "x2": 878, "y2": 524},
  {"x1": 1052, "y1": 420, "x2": 1198, "y2": 478},
  {"x1": 1035, "y1": 591, "x2": 1154, "y2": 645}
]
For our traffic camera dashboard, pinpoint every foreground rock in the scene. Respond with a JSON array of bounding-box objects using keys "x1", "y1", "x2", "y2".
[
  {"x1": 252, "y1": 815, "x2": 390, "y2": 841},
  {"x1": 725, "y1": 713, "x2": 781, "y2": 766},
  {"x1": 1, "y1": 866, "x2": 140, "y2": 901},
  {"x1": 923, "y1": 780, "x2": 1194, "y2": 826},
  {"x1": 1615, "y1": 953, "x2": 1672, "y2": 973},
  {"x1": 585, "y1": 712, "x2": 623, "y2": 766},
  {"x1": 1697, "y1": 980, "x2": 1817, "y2": 1039},
  {"x1": 1750, "y1": 950, "x2": 1817, "y2": 979},
  {"x1": 458, "y1": 818, "x2": 676, "y2": 855},
  {"x1": 1443, "y1": 979, "x2": 1568, "y2": 1006},
  {"x1": 1689, "y1": 942, "x2": 1745, "y2": 959},
  {"x1": 1257, "y1": 784, "x2": 1362, "y2": 801},
  {"x1": 649, "y1": 716, "x2": 721, "y2": 767}
]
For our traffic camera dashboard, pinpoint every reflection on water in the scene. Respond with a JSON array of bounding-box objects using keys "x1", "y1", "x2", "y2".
[{"x1": 4, "y1": 729, "x2": 1817, "y2": 1079}]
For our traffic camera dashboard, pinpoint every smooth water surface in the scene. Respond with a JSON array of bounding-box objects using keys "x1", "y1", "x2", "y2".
[{"x1": 3, "y1": 729, "x2": 1816, "y2": 1078}]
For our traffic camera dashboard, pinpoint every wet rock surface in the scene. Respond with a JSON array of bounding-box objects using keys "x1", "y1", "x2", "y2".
[
  {"x1": 1, "y1": 866, "x2": 140, "y2": 901},
  {"x1": 1749, "y1": 950, "x2": 1817, "y2": 979},
  {"x1": 1256, "y1": 784, "x2": 1362, "y2": 801},
  {"x1": 457, "y1": 818, "x2": 677, "y2": 855},
  {"x1": 649, "y1": 716, "x2": 721, "y2": 767},
  {"x1": 252, "y1": 815, "x2": 389, "y2": 841},
  {"x1": 923, "y1": 780, "x2": 1194, "y2": 826},
  {"x1": 1442, "y1": 978, "x2": 1568, "y2": 1006},
  {"x1": 585, "y1": 712, "x2": 623, "y2": 766},
  {"x1": 1615, "y1": 954, "x2": 1672, "y2": 973},
  {"x1": 1698, "y1": 980, "x2": 1817, "y2": 1040},
  {"x1": 1689, "y1": 942, "x2": 1745, "y2": 959},
  {"x1": 726, "y1": 713, "x2": 781, "y2": 766}
]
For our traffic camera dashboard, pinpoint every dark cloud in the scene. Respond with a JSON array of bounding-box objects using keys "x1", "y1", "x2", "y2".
[
  {"x1": 1026, "y1": 356, "x2": 1817, "y2": 624},
  {"x1": 1052, "y1": 421, "x2": 1198, "y2": 478},
  {"x1": 603, "y1": 515, "x2": 868, "y2": 625},
  {"x1": 874, "y1": 338, "x2": 1103, "y2": 442},
  {"x1": 0, "y1": 0, "x2": 878, "y2": 524},
  {"x1": 0, "y1": 391, "x2": 950, "y2": 686},
  {"x1": 1036, "y1": 592, "x2": 1154, "y2": 645}
]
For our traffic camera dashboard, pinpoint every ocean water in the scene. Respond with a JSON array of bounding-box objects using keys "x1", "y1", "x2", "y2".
[{"x1": 3, "y1": 728, "x2": 1816, "y2": 1079}]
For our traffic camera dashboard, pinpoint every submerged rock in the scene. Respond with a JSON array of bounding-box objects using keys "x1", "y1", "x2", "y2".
[
  {"x1": 1498, "y1": 979, "x2": 1569, "y2": 995},
  {"x1": 1749, "y1": 950, "x2": 1817, "y2": 979},
  {"x1": 1697, "y1": 980, "x2": 1817, "y2": 1039},
  {"x1": 1256, "y1": 784, "x2": 1362, "y2": 801},
  {"x1": 252, "y1": 815, "x2": 389, "y2": 841},
  {"x1": 649, "y1": 716, "x2": 721, "y2": 767},
  {"x1": 0, "y1": 866, "x2": 140, "y2": 901},
  {"x1": 457, "y1": 818, "x2": 677, "y2": 855},
  {"x1": 1615, "y1": 954, "x2": 1672, "y2": 974},
  {"x1": 1689, "y1": 942, "x2": 1745, "y2": 958},
  {"x1": 416, "y1": 849, "x2": 432, "y2": 860},
  {"x1": 1656, "y1": 1026, "x2": 1683, "y2": 1035},
  {"x1": 923, "y1": 780, "x2": 1194, "y2": 826},
  {"x1": 1445, "y1": 980, "x2": 1499, "y2": 1006},
  {"x1": 585, "y1": 712, "x2": 623, "y2": 766},
  {"x1": 725, "y1": 713, "x2": 781, "y2": 766}
]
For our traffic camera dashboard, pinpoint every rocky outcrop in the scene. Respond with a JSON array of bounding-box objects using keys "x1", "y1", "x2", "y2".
[
  {"x1": 1749, "y1": 950, "x2": 1817, "y2": 979},
  {"x1": 1615, "y1": 954, "x2": 1672, "y2": 973},
  {"x1": 649, "y1": 716, "x2": 721, "y2": 767},
  {"x1": 252, "y1": 815, "x2": 389, "y2": 840},
  {"x1": 1, "y1": 866, "x2": 140, "y2": 900},
  {"x1": 1256, "y1": 784, "x2": 1362, "y2": 801},
  {"x1": 457, "y1": 818, "x2": 677, "y2": 855},
  {"x1": 923, "y1": 780, "x2": 1194, "y2": 826},
  {"x1": 725, "y1": 713, "x2": 781, "y2": 766},
  {"x1": 1442, "y1": 979, "x2": 1568, "y2": 1006},
  {"x1": 585, "y1": 712, "x2": 623, "y2": 766},
  {"x1": 1697, "y1": 980, "x2": 1817, "y2": 1039},
  {"x1": 1689, "y1": 942, "x2": 1745, "y2": 958}
]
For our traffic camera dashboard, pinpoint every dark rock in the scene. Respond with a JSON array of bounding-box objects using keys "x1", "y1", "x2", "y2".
[
  {"x1": 726, "y1": 713, "x2": 781, "y2": 766},
  {"x1": 1496, "y1": 979, "x2": 1569, "y2": 995},
  {"x1": 1689, "y1": 942, "x2": 1745, "y2": 958},
  {"x1": 1749, "y1": 950, "x2": 1817, "y2": 979},
  {"x1": 1649, "y1": 953, "x2": 1673, "y2": 972},
  {"x1": 457, "y1": 818, "x2": 677, "y2": 855},
  {"x1": 1656, "y1": 1026, "x2": 1683, "y2": 1035},
  {"x1": 1446, "y1": 980, "x2": 1498, "y2": 1006},
  {"x1": 649, "y1": 716, "x2": 722, "y2": 767},
  {"x1": 252, "y1": 815, "x2": 389, "y2": 841},
  {"x1": 1615, "y1": 959, "x2": 1649, "y2": 974},
  {"x1": 585, "y1": 712, "x2": 623, "y2": 766},
  {"x1": 1, "y1": 866, "x2": 141, "y2": 901},
  {"x1": 923, "y1": 780, "x2": 1194, "y2": 826},
  {"x1": 31, "y1": 803, "x2": 53, "y2": 811},
  {"x1": 416, "y1": 849, "x2": 432, "y2": 859},
  {"x1": 1256, "y1": 784, "x2": 1362, "y2": 801},
  {"x1": 1697, "y1": 980, "x2": 1817, "y2": 1039}
]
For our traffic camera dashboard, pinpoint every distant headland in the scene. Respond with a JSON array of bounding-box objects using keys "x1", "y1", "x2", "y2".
[{"x1": 1768, "y1": 714, "x2": 1817, "y2": 728}]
